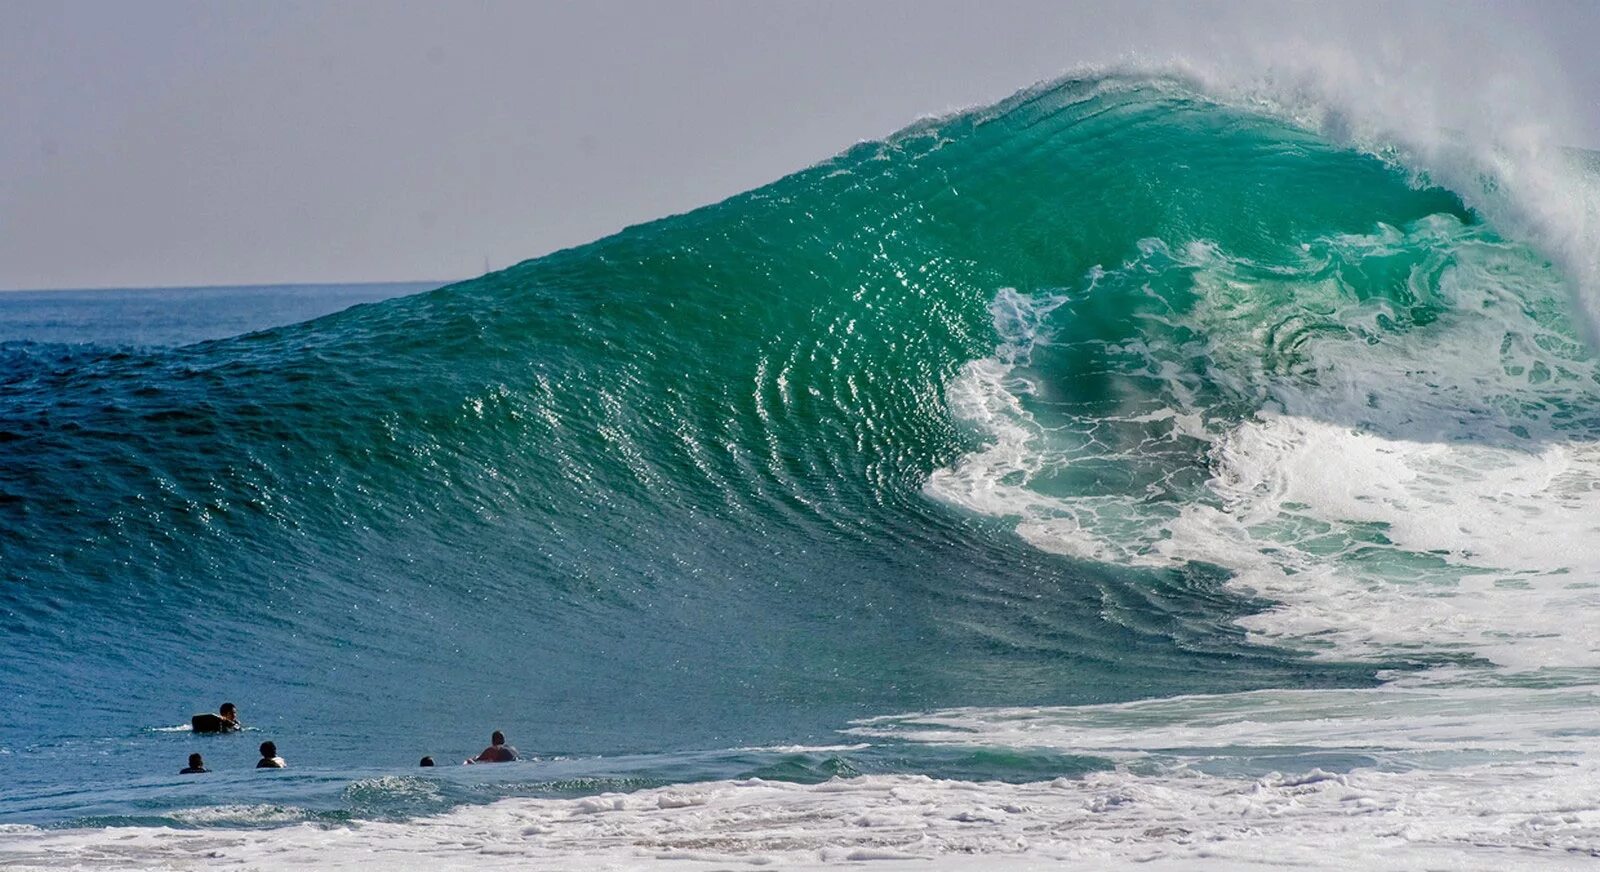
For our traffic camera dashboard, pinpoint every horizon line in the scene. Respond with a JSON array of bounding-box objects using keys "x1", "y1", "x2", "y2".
[{"x1": 0, "y1": 277, "x2": 467, "y2": 295}]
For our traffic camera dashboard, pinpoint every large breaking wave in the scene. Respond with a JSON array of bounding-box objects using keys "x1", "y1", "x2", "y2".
[{"x1": 5, "y1": 69, "x2": 1600, "y2": 866}]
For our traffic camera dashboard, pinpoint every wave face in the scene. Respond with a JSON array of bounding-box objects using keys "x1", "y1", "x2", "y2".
[{"x1": 4, "y1": 73, "x2": 1598, "y2": 837}]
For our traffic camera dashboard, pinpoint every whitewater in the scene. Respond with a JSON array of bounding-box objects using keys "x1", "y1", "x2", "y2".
[{"x1": 6, "y1": 60, "x2": 1600, "y2": 869}]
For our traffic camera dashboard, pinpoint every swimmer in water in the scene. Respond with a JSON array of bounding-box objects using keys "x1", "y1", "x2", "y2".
[
  {"x1": 179, "y1": 753, "x2": 208, "y2": 774},
  {"x1": 218, "y1": 702, "x2": 241, "y2": 731},
  {"x1": 256, "y1": 741, "x2": 286, "y2": 769},
  {"x1": 466, "y1": 731, "x2": 518, "y2": 763},
  {"x1": 420, "y1": 756, "x2": 435, "y2": 767}
]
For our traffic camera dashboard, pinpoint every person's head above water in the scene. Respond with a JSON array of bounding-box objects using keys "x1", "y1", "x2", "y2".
[
  {"x1": 220, "y1": 702, "x2": 237, "y2": 722},
  {"x1": 470, "y1": 730, "x2": 518, "y2": 763},
  {"x1": 256, "y1": 740, "x2": 285, "y2": 768},
  {"x1": 420, "y1": 756, "x2": 435, "y2": 767},
  {"x1": 188, "y1": 753, "x2": 203, "y2": 768}
]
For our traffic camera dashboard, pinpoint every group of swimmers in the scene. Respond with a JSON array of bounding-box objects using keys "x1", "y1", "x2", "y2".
[{"x1": 180, "y1": 703, "x2": 518, "y2": 774}]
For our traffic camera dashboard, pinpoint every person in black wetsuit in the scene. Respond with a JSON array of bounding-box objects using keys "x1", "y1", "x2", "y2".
[
  {"x1": 180, "y1": 753, "x2": 208, "y2": 774},
  {"x1": 256, "y1": 740, "x2": 286, "y2": 768}
]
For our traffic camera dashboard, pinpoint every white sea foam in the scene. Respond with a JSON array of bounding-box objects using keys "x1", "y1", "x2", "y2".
[
  {"x1": 854, "y1": 684, "x2": 1600, "y2": 760},
  {"x1": 3, "y1": 684, "x2": 1536, "y2": 869},
  {"x1": 734, "y1": 743, "x2": 873, "y2": 754},
  {"x1": 21, "y1": 684, "x2": 1600, "y2": 869},
  {"x1": 7, "y1": 731, "x2": 1600, "y2": 870},
  {"x1": 929, "y1": 216, "x2": 1600, "y2": 673},
  {"x1": 1191, "y1": 415, "x2": 1600, "y2": 668},
  {"x1": 166, "y1": 803, "x2": 314, "y2": 827}
]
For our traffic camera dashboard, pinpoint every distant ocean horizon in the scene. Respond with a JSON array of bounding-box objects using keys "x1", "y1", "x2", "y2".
[{"x1": 0, "y1": 280, "x2": 451, "y2": 347}]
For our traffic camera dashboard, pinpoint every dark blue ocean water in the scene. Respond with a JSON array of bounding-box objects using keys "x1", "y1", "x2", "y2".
[{"x1": 0, "y1": 282, "x2": 446, "y2": 347}]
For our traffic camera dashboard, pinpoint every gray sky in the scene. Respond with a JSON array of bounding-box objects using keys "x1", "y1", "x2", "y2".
[{"x1": 3, "y1": 1, "x2": 1598, "y2": 290}]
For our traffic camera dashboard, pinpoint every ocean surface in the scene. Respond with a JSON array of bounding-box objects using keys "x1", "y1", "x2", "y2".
[
  {"x1": 0, "y1": 282, "x2": 447, "y2": 348},
  {"x1": 5, "y1": 71, "x2": 1600, "y2": 869}
]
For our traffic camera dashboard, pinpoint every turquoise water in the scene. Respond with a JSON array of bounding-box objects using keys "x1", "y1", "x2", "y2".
[{"x1": 2, "y1": 72, "x2": 1594, "y2": 831}]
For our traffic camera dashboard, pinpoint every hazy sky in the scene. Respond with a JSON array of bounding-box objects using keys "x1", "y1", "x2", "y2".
[{"x1": 3, "y1": 1, "x2": 1598, "y2": 290}]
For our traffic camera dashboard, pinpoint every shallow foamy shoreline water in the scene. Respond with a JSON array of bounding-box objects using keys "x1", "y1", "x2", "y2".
[
  {"x1": 5, "y1": 764, "x2": 1599, "y2": 871},
  {"x1": 8, "y1": 684, "x2": 1600, "y2": 870}
]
